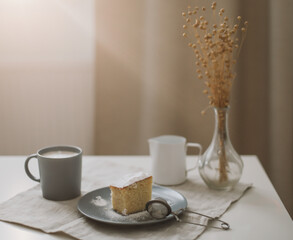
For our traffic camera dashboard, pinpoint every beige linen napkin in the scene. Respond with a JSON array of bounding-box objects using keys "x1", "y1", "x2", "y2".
[{"x1": 0, "y1": 158, "x2": 251, "y2": 240}]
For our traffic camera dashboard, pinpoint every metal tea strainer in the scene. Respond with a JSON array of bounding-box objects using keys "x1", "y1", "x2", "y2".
[{"x1": 145, "y1": 198, "x2": 230, "y2": 230}]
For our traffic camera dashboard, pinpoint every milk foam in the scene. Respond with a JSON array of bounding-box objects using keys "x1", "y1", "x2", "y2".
[{"x1": 42, "y1": 151, "x2": 78, "y2": 158}]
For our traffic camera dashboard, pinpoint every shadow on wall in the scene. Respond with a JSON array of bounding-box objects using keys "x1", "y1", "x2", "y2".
[{"x1": 94, "y1": 0, "x2": 216, "y2": 155}]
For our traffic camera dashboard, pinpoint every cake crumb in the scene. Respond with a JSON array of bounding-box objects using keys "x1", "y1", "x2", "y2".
[{"x1": 122, "y1": 209, "x2": 127, "y2": 215}]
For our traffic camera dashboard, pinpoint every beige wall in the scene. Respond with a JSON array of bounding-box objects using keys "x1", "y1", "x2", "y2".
[
  {"x1": 0, "y1": 0, "x2": 96, "y2": 155},
  {"x1": 94, "y1": 0, "x2": 239, "y2": 155}
]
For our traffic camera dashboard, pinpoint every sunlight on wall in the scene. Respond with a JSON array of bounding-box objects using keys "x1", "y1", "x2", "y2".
[{"x1": 0, "y1": 0, "x2": 96, "y2": 154}]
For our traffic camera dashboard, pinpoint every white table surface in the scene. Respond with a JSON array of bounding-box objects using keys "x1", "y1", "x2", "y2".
[{"x1": 0, "y1": 155, "x2": 292, "y2": 240}]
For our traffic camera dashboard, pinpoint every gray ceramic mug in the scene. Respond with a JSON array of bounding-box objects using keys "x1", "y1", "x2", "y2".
[{"x1": 25, "y1": 145, "x2": 82, "y2": 201}]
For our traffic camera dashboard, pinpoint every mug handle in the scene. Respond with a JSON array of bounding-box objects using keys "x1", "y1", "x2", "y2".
[
  {"x1": 24, "y1": 154, "x2": 40, "y2": 182},
  {"x1": 186, "y1": 143, "x2": 202, "y2": 172}
]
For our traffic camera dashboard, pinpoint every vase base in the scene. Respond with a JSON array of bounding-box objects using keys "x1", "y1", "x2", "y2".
[
  {"x1": 200, "y1": 174, "x2": 239, "y2": 191},
  {"x1": 205, "y1": 183, "x2": 234, "y2": 191}
]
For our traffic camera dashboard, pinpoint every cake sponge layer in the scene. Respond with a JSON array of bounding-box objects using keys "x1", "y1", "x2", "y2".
[{"x1": 110, "y1": 175, "x2": 152, "y2": 215}]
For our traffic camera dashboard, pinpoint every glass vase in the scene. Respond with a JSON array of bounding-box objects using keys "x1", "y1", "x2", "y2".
[{"x1": 199, "y1": 107, "x2": 243, "y2": 190}]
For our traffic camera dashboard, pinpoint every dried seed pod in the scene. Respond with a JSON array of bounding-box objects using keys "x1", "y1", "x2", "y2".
[{"x1": 182, "y1": 2, "x2": 247, "y2": 110}]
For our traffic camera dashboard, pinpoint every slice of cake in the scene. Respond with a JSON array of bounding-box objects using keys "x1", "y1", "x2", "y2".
[{"x1": 110, "y1": 172, "x2": 152, "y2": 215}]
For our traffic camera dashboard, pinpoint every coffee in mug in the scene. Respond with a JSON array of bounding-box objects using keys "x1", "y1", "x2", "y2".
[{"x1": 25, "y1": 145, "x2": 82, "y2": 201}]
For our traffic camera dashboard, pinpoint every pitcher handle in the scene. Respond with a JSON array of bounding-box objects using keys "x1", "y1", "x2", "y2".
[{"x1": 186, "y1": 143, "x2": 202, "y2": 172}]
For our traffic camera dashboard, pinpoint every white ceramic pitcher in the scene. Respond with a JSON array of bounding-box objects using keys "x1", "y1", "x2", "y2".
[{"x1": 148, "y1": 135, "x2": 202, "y2": 185}]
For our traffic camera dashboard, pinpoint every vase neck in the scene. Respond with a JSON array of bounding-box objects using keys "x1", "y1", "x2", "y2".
[{"x1": 212, "y1": 107, "x2": 230, "y2": 142}]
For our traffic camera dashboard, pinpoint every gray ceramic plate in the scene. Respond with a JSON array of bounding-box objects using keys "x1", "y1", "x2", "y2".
[{"x1": 77, "y1": 185, "x2": 187, "y2": 225}]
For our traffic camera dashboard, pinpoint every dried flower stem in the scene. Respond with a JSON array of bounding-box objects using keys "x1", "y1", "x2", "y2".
[
  {"x1": 182, "y1": 2, "x2": 247, "y2": 183},
  {"x1": 218, "y1": 109, "x2": 228, "y2": 182}
]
